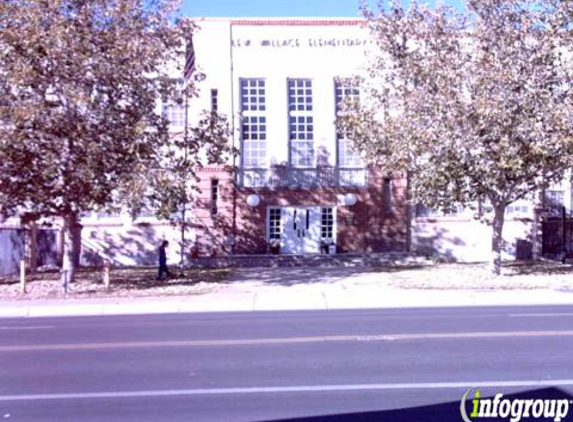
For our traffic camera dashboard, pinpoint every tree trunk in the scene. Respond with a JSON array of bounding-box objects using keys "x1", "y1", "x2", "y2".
[
  {"x1": 26, "y1": 221, "x2": 38, "y2": 275},
  {"x1": 406, "y1": 171, "x2": 412, "y2": 252},
  {"x1": 60, "y1": 214, "x2": 78, "y2": 290},
  {"x1": 180, "y1": 209, "x2": 186, "y2": 268},
  {"x1": 491, "y1": 203, "x2": 506, "y2": 276}
]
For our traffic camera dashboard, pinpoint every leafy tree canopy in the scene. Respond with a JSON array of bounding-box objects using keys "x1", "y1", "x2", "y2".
[
  {"x1": 0, "y1": 0, "x2": 193, "y2": 219},
  {"x1": 340, "y1": 0, "x2": 573, "y2": 273},
  {"x1": 0, "y1": 0, "x2": 232, "y2": 283}
]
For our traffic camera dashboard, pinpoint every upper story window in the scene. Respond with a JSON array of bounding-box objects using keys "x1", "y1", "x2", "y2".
[
  {"x1": 240, "y1": 79, "x2": 266, "y2": 112},
  {"x1": 288, "y1": 79, "x2": 314, "y2": 168},
  {"x1": 335, "y1": 78, "x2": 360, "y2": 112},
  {"x1": 162, "y1": 103, "x2": 186, "y2": 128},
  {"x1": 211, "y1": 89, "x2": 218, "y2": 112},
  {"x1": 240, "y1": 78, "x2": 267, "y2": 168},
  {"x1": 338, "y1": 136, "x2": 363, "y2": 168},
  {"x1": 505, "y1": 203, "x2": 530, "y2": 216},
  {"x1": 162, "y1": 78, "x2": 186, "y2": 128},
  {"x1": 335, "y1": 78, "x2": 362, "y2": 168},
  {"x1": 288, "y1": 79, "x2": 313, "y2": 112}
]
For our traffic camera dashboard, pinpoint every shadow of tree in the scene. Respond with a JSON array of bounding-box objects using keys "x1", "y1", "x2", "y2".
[
  {"x1": 503, "y1": 260, "x2": 573, "y2": 277},
  {"x1": 228, "y1": 266, "x2": 373, "y2": 287},
  {"x1": 94, "y1": 267, "x2": 230, "y2": 293},
  {"x1": 0, "y1": 266, "x2": 230, "y2": 292},
  {"x1": 414, "y1": 225, "x2": 461, "y2": 261},
  {"x1": 369, "y1": 264, "x2": 429, "y2": 273},
  {"x1": 0, "y1": 228, "x2": 25, "y2": 277},
  {"x1": 82, "y1": 223, "x2": 162, "y2": 266},
  {"x1": 227, "y1": 262, "x2": 429, "y2": 287}
]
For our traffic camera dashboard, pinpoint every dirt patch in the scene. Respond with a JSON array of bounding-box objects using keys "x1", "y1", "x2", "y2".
[
  {"x1": 0, "y1": 267, "x2": 231, "y2": 300},
  {"x1": 371, "y1": 261, "x2": 573, "y2": 291}
]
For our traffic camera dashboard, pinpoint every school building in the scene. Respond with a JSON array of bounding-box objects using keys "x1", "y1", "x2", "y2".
[
  {"x1": 3, "y1": 18, "x2": 569, "y2": 271},
  {"x1": 178, "y1": 18, "x2": 408, "y2": 258},
  {"x1": 79, "y1": 18, "x2": 573, "y2": 265}
]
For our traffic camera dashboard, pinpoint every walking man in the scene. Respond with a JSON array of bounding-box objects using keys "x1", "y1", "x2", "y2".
[{"x1": 157, "y1": 240, "x2": 170, "y2": 280}]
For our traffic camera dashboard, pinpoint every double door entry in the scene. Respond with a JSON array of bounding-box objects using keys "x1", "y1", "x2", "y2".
[
  {"x1": 268, "y1": 206, "x2": 335, "y2": 255},
  {"x1": 281, "y1": 207, "x2": 321, "y2": 254}
]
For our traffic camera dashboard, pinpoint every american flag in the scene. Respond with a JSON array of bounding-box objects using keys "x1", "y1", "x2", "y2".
[{"x1": 183, "y1": 35, "x2": 196, "y2": 79}]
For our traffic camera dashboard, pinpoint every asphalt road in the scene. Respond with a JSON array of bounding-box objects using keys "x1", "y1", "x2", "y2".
[{"x1": 1, "y1": 306, "x2": 573, "y2": 422}]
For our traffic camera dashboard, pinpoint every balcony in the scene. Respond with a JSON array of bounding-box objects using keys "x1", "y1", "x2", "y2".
[{"x1": 238, "y1": 166, "x2": 368, "y2": 188}]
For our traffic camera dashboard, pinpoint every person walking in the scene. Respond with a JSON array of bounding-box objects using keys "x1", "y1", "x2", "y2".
[{"x1": 157, "y1": 240, "x2": 170, "y2": 280}]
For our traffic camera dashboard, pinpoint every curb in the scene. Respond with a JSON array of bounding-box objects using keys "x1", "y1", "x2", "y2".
[{"x1": 1, "y1": 288, "x2": 573, "y2": 318}]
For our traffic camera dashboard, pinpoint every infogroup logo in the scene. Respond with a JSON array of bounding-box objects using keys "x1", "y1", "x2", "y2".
[{"x1": 460, "y1": 388, "x2": 571, "y2": 422}]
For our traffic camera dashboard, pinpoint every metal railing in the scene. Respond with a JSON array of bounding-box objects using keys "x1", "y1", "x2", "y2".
[{"x1": 238, "y1": 166, "x2": 367, "y2": 188}]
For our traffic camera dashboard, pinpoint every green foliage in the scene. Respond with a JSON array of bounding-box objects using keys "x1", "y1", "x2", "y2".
[
  {"x1": 0, "y1": 0, "x2": 193, "y2": 219},
  {"x1": 340, "y1": 0, "x2": 573, "y2": 274},
  {"x1": 122, "y1": 109, "x2": 234, "y2": 222},
  {"x1": 0, "y1": 0, "x2": 234, "y2": 281},
  {"x1": 341, "y1": 0, "x2": 573, "y2": 211}
]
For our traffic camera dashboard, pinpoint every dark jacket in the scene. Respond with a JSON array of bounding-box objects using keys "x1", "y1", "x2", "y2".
[{"x1": 159, "y1": 246, "x2": 167, "y2": 266}]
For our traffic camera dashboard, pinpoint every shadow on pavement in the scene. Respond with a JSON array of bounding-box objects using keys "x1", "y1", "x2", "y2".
[
  {"x1": 504, "y1": 260, "x2": 573, "y2": 277},
  {"x1": 258, "y1": 387, "x2": 573, "y2": 422},
  {"x1": 228, "y1": 266, "x2": 376, "y2": 287}
]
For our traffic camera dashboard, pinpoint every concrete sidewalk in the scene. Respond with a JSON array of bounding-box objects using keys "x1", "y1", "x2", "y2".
[{"x1": 1, "y1": 269, "x2": 573, "y2": 317}]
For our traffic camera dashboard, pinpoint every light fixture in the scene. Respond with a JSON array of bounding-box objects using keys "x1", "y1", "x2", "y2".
[
  {"x1": 246, "y1": 194, "x2": 260, "y2": 207},
  {"x1": 344, "y1": 193, "x2": 358, "y2": 207}
]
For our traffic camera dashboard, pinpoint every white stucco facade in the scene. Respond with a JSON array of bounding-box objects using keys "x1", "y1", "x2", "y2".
[{"x1": 190, "y1": 18, "x2": 371, "y2": 169}]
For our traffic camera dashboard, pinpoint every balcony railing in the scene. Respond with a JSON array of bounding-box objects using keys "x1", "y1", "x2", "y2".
[{"x1": 238, "y1": 166, "x2": 367, "y2": 188}]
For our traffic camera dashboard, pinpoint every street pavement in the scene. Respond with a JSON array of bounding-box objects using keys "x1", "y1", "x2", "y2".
[{"x1": 1, "y1": 307, "x2": 573, "y2": 421}]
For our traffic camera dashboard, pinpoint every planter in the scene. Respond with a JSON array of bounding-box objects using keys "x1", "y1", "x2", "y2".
[{"x1": 268, "y1": 242, "x2": 280, "y2": 255}]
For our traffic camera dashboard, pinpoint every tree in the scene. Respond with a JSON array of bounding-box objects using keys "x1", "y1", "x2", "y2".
[
  {"x1": 121, "y1": 105, "x2": 234, "y2": 269},
  {"x1": 0, "y1": 0, "x2": 195, "y2": 286},
  {"x1": 340, "y1": 0, "x2": 573, "y2": 275}
]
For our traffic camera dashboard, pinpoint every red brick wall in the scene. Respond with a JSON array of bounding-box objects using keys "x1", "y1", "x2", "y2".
[{"x1": 192, "y1": 166, "x2": 408, "y2": 256}]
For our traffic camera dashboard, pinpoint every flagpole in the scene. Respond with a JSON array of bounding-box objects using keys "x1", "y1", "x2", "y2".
[
  {"x1": 180, "y1": 79, "x2": 188, "y2": 271},
  {"x1": 230, "y1": 22, "x2": 237, "y2": 255},
  {"x1": 181, "y1": 33, "x2": 195, "y2": 268}
]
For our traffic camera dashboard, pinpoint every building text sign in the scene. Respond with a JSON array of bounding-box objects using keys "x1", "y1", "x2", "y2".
[{"x1": 231, "y1": 37, "x2": 370, "y2": 49}]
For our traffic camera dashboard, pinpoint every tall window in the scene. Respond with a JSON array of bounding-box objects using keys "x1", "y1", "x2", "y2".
[
  {"x1": 210, "y1": 179, "x2": 219, "y2": 216},
  {"x1": 383, "y1": 177, "x2": 393, "y2": 213},
  {"x1": 163, "y1": 79, "x2": 186, "y2": 128},
  {"x1": 335, "y1": 79, "x2": 362, "y2": 168},
  {"x1": 268, "y1": 208, "x2": 282, "y2": 240},
  {"x1": 162, "y1": 103, "x2": 186, "y2": 128},
  {"x1": 240, "y1": 79, "x2": 267, "y2": 168},
  {"x1": 321, "y1": 207, "x2": 334, "y2": 240},
  {"x1": 211, "y1": 89, "x2": 218, "y2": 112},
  {"x1": 288, "y1": 79, "x2": 314, "y2": 167}
]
